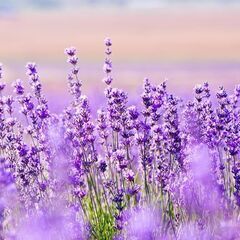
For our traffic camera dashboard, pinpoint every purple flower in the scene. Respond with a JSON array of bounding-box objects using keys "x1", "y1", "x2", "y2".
[
  {"x1": 0, "y1": 82, "x2": 5, "y2": 92},
  {"x1": 65, "y1": 46, "x2": 76, "y2": 56},
  {"x1": 36, "y1": 104, "x2": 49, "y2": 119},
  {"x1": 103, "y1": 60, "x2": 112, "y2": 74},
  {"x1": 26, "y1": 62, "x2": 37, "y2": 75},
  {"x1": 99, "y1": 160, "x2": 107, "y2": 173},
  {"x1": 65, "y1": 47, "x2": 82, "y2": 100},
  {"x1": 67, "y1": 56, "x2": 78, "y2": 66},
  {"x1": 104, "y1": 37, "x2": 112, "y2": 47},
  {"x1": 13, "y1": 79, "x2": 24, "y2": 95},
  {"x1": 18, "y1": 144, "x2": 29, "y2": 157},
  {"x1": 102, "y1": 76, "x2": 113, "y2": 85}
]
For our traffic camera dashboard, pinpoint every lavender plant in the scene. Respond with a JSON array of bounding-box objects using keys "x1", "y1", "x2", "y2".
[{"x1": 0, "y1": 39, "x2": 239, "y2": 240}]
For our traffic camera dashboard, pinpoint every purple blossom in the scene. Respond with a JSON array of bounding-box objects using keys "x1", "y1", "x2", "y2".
[
  {"x1": 13, "y1": 79, "x2": 24, "y2": 95},
  {"x1": 26, "y1": 62, "x2": 37, "y2": 75},
  {"x1": 64, "y1": 46, "x2": 76, "y2": 56},
  {"x1": 104, "y1": 37, "x2": 112, "y2": 47}
]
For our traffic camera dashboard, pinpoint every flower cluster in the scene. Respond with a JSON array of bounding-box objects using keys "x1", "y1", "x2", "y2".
[{"x1": 0, "y1": 39, "x2": 239, "y2": 239}]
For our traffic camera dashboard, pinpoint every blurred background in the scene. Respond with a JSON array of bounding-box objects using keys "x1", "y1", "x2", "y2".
[{"x1": 0, "y1": 0, "x2": 240, "y2": 110}]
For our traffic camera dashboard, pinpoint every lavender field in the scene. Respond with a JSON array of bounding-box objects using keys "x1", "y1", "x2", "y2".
[
  {"x1": 0, "y1": 37, "x2": 239, "y2": 239},
  {"x1": 1, "y1": 1, "x2": 240, "y2": 239}
]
